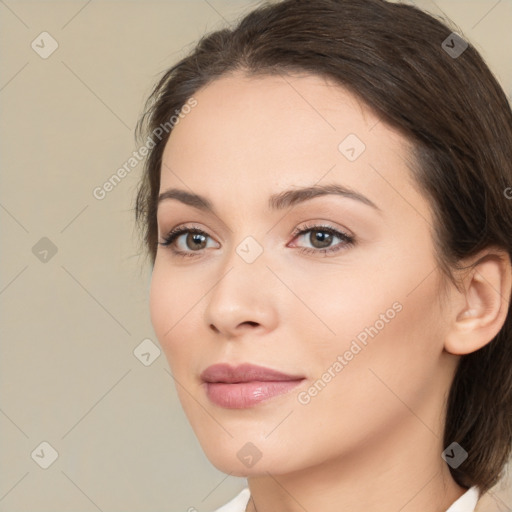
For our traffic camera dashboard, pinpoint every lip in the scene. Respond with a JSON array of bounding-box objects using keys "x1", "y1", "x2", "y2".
[
  {"x1": 201, "y1": 363, "x2": 305, "y2": 409},
  {"x1": 201, "y1": 363, "x2": 304, "y2": 383}
]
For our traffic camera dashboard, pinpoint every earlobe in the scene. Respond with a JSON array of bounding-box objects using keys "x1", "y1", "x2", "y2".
[{"x1": 444, "y1": 249, "x2": 512, "y2": 356}]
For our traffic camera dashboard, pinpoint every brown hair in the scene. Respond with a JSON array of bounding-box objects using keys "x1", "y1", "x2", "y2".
[{"x1": 134, "y1": 0, "x2": 512, "y2": 493}]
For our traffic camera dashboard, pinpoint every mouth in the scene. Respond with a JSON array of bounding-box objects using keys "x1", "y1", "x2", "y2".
[{"x1": 201, "y1": 363, "x2": 306, "y2": 409}]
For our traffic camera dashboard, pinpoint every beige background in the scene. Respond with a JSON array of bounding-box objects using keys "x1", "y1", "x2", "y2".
[{"x1": 1, "y1": 1, "x2": 511, "y2": 511}]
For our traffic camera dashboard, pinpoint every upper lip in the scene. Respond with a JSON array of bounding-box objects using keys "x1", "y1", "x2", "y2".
[{"x1": 201, "y1": 363, "x2": 305, "y2": 383}]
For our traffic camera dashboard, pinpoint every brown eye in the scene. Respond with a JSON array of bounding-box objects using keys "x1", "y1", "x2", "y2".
[
  {"x1": 159, "y1": 226, "x2": 218, "y2": 255},
  {"x1": 308, "y1": 229, "x2": 334, "y2": 249},
  {"x1": 185, "y1": 232, "x2": 208, "y2": 250},
  {"x1": 290, "y1": 224, "x2": 355, "y2": 256}
]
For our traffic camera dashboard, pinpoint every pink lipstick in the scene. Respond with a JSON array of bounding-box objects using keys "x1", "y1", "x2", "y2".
[{"x1": 201, "y1": 363, "x2": 305, "y2": 409}]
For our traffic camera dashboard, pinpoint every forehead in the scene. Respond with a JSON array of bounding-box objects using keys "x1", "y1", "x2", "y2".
[
  {"x1": 163, "y1": 71, "x2": 384, "y2": 170},
  {"x1": 159, "y1": 71, "x2": 429, "y2": 224}
]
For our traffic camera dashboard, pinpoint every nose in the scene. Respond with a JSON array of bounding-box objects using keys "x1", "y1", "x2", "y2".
[{"x1": 204, "y1": 248, "x2": 279, "y2": 338}]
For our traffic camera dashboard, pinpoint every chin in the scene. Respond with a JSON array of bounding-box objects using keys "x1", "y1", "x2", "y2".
[{"x1": 202, "y1": 443, "x2": 300, "y2": 477}]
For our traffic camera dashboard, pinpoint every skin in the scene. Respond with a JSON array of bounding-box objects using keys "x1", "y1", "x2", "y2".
[{"x1": 149, "y1": 71, "x2": 511, "y2": 512}]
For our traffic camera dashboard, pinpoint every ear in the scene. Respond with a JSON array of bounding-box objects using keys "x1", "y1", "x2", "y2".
[{"x1": 444, "y1": 247, "x2": 512, "y2": 355}]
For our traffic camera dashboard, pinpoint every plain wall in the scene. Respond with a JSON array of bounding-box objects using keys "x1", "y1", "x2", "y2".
[{"x1": 1, "y1": 1, "x2": 511, "y2": 510}]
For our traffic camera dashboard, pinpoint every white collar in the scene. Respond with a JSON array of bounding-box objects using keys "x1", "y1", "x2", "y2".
[
  {"x1": 445, "y1": 486, "x2": 480, "y2": 512},
  {"x1": 214, "y1": 485, "x2": 480, "y2": 512}
]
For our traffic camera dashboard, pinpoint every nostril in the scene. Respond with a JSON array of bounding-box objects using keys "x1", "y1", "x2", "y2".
[{"x1": 209, "y1": 321, "x2": 259, "y2": 335}]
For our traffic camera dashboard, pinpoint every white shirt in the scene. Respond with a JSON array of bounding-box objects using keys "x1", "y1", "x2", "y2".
[{"x1": 212, "y1": 486, "x2": 480, "y2": 512}]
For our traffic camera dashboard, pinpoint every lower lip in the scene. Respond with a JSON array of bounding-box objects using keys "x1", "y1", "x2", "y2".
[{"x1": 204, "y1": 380, "x2": 304, "y2": 408}]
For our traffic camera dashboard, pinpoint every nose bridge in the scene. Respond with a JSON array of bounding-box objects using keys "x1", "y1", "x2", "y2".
[
  {"x1": 204, "y1": 233, "x2": 277, "y2": 334},
  {"x1": 212, "y1": 233, "x2": 269, "y2": 305}
]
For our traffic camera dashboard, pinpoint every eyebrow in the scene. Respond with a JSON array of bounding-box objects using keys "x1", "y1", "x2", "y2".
[{"x1": 157, "y1": 183, "x2": 381, "y2": 214}]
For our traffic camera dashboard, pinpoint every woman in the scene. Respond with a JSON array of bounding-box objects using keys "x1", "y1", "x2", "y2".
[{"x1": 134, "y1": 1, "x2": 512, "y2": 510}]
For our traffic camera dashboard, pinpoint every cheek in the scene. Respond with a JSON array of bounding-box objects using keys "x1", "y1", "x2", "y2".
[
  {"x1": 300, "y1": 251, "x2": 446, "y2": 407},
  {"x1": 335, "y1": 279, "x2": 445, "y2": 412},
  {"x1": 149, "y1": 262, "x2": 209, "y2": 380},
  {"x1": 291, "y1": 285, "x2": 445, "y2": 448},
  {"x1": 149, "y1": 264, "x2": 185, "y2": 359}
]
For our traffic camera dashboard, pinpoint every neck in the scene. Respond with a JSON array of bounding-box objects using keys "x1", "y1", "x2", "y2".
[{"x1": 245, "y1": 415, "x2": 467, "y2": 512}]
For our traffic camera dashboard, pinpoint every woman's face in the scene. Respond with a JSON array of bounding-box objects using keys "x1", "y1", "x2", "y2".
[{"x1": 150, "y1": 72, "x2": 458, "y2": 476}]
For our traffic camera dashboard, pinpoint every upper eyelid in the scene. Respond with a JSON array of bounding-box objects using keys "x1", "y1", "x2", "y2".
[
  {"x1": 160, "y1": 223, "x2": 352, "y2": 245},
  {"x1": 156, "y1": 193, "x2": 381, "y2": 238},
  {"x1": 160, "y1": 222, "x2": 348, "y2": 236}
]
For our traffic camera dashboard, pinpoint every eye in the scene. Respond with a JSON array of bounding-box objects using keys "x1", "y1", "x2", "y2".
[
  {"x1": 289, "y1": 223, "x2": 355, "y2": 256},
  {"x1": 158, "y1": 225, "x2": 219, "y2": 257},
  {"x1": 158, "y1": 222, "x2": 355, "y2": 258}
]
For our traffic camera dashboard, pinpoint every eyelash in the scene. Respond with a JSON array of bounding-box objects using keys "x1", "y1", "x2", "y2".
[{"x1": 158, "y1": 223, "x2": 355, "y2": 258}]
